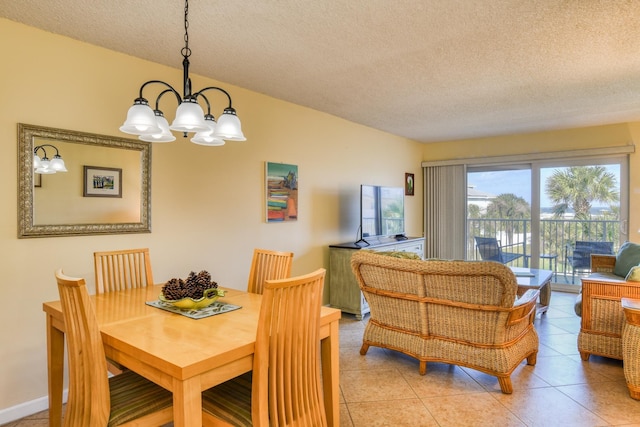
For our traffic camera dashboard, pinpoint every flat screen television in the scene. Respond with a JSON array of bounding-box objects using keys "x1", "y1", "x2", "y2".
[{"x1": 357, "y1": 185, "x2": 405, "y2": 245}]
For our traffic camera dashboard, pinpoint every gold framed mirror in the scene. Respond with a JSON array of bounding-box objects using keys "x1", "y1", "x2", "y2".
[{"x1": 18, "y1": 123, "x2": 151, "y2": 238}]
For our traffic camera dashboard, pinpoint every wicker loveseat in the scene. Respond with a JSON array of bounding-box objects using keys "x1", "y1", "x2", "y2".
[
  {"x1": 350, "y1": 251, "x2": 539, "y2": 394},
  {"x1": 578, "y1": 252, "x2": 640, "y2": 361}
]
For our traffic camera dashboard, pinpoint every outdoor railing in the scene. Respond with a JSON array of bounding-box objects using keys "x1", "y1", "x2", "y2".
[{"x1": 467, "y1": 218, "x2": 620, "y2": 283}]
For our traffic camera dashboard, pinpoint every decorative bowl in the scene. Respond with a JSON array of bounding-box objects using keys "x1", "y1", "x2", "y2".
[{"x1": 159, "y1": 288, "x2": 226, "y2": 310}]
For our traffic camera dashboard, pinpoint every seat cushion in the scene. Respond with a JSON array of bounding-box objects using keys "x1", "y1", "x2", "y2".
[
  {"x1": 614, "y1": 242, "x2": 640, "y2": 278},
  {"x1": 202, "y1": 372, "x2": 252, "y2": 426},
  {"x1": 108, "y1": 370, "x2": 173, "y2": 427}
]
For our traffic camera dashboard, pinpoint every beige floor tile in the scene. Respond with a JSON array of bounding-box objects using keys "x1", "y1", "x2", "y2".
[
  {"x1": 533, "y1": 319, "x2": 575, "y2": 336},
  {"x1": 580, "y1": 355, "x2": 626, "y2": 382},
  {"x1": 528, "y1": 354, "x2": 613, "y2": 387},
  {"x1": 538, "y1": 332, "x2": 580, "y2": 356},
  {"x1": 347, "y1": 399, "x2": 438, "y2": 427},
  {"x1": 340, "y1": 368, "x2": 417, "y2": 403},
  {"x1": 461, "y1": 361, "x2": 551, "y2": 393},
  {"x1": 536, "y1": 341, "x2": 564, "y2": 358},
  {"x1": 400, "y1": 362, "x2": 486, "y2": 397},
  {"x1": 558, "y1": 380, "x2": 640, "y2": 425},
  {"x1": 494, "y1": 386, "x2": 608, "y2": 426},
  {"x1": 340, "y1": 329, "x2": 365, "y2": 347},
  {"x1": 339, "y1": 403, "x2": 354, "y2": 427},
  {"x1": 421, "y1": 393, "x2": 526, "y2": 426},
  {"x1": 340, "y1": 345, "x2": 401, "y2": 371}
]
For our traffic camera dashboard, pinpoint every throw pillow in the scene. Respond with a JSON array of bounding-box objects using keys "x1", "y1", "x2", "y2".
[
  {"x1": 626, "y1": 266, "x2": 640, "y2": 282},
  {"x1": 370, "y1": 250, "x2": 421, "y2": 260},
  {"x1": 613, "y1": 242, "x2": 640, "y2": 278}
]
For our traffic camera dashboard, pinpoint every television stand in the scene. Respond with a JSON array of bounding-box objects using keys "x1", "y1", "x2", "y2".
[{"x1": 329, "y1": 237, "x2": 424, "y2": 319}]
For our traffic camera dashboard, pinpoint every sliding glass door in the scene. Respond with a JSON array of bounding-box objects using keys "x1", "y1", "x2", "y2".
[{"x1": 467, "y1": 157, "x2": 627, "y2": 289}]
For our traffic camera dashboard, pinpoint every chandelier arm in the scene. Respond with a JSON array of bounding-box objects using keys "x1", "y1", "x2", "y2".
[
  {"x1": 198, "y1": 93, "x2": 212, "y2": 115},
  {"x1": 153, "y1": 89, "x2": 179, "y2": 111},
  {"x1": 194, "y1": 87, "x2": 234, "y2": 109},
  {"x1": 33, "y1": 146, "x2": 48, "y2": 158},
  {"x1": 34, "y1": 144, "x2": 61, "y2": 156},
  {"x1": 139, "y1": 80, "x2": 183, "y2": 105}
]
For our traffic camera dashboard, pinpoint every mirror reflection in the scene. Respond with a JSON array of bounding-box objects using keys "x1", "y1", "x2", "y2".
[{"x1": 18, "y1": 124, "x2": 151, "y2": 238}]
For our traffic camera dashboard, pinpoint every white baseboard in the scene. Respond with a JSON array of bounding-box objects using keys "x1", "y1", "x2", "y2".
[{"x1": 0, "y1": 390, "x2": 68, "y2": 425}]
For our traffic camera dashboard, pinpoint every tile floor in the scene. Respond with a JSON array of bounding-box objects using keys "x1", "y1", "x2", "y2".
[{"x1": 5, "y1": 291, "x2": 640, "y2": 426}]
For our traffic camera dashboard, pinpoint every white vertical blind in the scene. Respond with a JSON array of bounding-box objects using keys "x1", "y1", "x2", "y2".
[{"x1": 423, "y1": 165, "x2": 466, "y2": 259}]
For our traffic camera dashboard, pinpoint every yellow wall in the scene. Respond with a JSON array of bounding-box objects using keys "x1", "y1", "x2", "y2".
[
  {"x1": 0, "y1": 19, "x2": 423, "y2": 412},
  {"x1": 422, "y1": 124, "x2": 640, "y2": 238}
]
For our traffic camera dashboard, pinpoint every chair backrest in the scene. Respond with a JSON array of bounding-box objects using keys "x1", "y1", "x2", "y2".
[
  {"x1": 94, "y1": 248, "x2": 153, "y2": 293},
  {"x1": 246, "y1": 248, "x2": 294, "y2": 294},
  {"x1": 474, "y1": 236, "x2": 502, "y2": 262},
  {"x1": 55, "y1": 269, "x2": 111, "y2": 426},
  {"x1": 572, "y1": 241, "x2": 614, "y2": 268},
  {"x1": 251, "y1": 268, "x2": 327, "y2": 427}
]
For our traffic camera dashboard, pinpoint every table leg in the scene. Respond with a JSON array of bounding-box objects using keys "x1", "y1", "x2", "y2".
[
  {"x1": 321, "y1": 319, "x2": 340, "y2": 427},
  {"x1": 538, "y1": 281, "x2": 552, "y2": 314},
  {"x1": 46, "y1": 314, "x2": 64, "y2": 427},
  {"x1": 172, "y1": 376, "x2": 202, "y2": 427}
]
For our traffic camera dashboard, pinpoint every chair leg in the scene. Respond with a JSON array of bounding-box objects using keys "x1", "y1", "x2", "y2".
[
  {"x1": 360, "y1": 343, "x2": 370, "y2": 355},
  {"x1": 580, "y1": 351, "x2": 590, "y2": 361},
  {"x1": 526, "y1": 352, "x2": 537, "y2": 366},
  {"x1": 498, "y1": 376, "x2": 513, "y2": 394},
  {"x1": 419, "y1": 361, "x2": 427, "y2": 375}
]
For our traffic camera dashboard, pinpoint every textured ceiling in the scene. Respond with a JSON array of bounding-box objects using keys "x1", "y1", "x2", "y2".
[{"x1": 2, "y1": 0, "x2": 640, "y2": 143}]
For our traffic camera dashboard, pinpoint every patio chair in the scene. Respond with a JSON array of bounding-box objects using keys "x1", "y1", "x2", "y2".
[
  {"x1": 474, "y1": 236, "x2": 523, "y2": 265},
  {"x1": 565, "y1": 241, "x2": 614, "y2": 284}
]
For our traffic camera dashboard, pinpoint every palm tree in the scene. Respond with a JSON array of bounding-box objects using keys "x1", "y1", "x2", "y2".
[
  {"x1": 545, "y1": 166, "x2": 618, "y2": 220},
  {"x1": 486, "y1": 193, "x2": 531, "y2": 245}
]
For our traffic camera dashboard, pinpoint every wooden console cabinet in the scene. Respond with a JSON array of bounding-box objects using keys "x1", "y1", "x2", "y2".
[{"x1": 328, "y1": 237, "x2": 424, "y2": 319}]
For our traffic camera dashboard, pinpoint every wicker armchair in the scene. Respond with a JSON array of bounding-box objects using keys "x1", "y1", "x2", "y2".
[
  {"x1": 350, "y1": 251, "x2": 539, "y2": 394},
  {"x1": 578, "y1": 254, "x2": 640, "y2": 361}
]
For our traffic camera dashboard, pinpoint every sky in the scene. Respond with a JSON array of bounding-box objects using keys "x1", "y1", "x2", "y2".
[{"x1": 468, "y1": 164, "x2": 620, "y2": 208}]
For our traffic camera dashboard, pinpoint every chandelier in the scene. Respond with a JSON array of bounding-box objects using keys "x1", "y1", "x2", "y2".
[
  {"x1": 33, "y1": 144, "x2": 67, "y2": 174},
  {"x1": 119, "y1": 0, "x2": 245, "y2": 146}
]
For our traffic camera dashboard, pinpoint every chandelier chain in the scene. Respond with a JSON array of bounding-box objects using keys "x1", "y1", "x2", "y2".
[{"x1": 182, "y1": 0, "x2": 191, "y2": 58}]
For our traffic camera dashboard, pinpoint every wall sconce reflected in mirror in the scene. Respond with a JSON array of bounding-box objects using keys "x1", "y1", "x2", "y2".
[{"x1": 33, "y1": 144, "x2": 67, "y2": 174}]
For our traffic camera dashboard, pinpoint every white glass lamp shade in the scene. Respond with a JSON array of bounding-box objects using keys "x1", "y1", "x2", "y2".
[
  {"x1": 35, "y1": 158, "x2": 55, "y2": 174},
  {"x1": 170, "y1": 99, "x2": 209, "y2": 132},
  {"x1": 35, "y1": 167, "x2": 56, "y2": 174},
  {"x1": 120, "y1": 100, "x2": 161, "y2": 135},
  {"x1": 140, "y1": 114, "x2": 176, "y2": 143},
  {"x1": 191, "y1": 131, "x2": 226, "y2": 146},
  {"x1": 50, "y1": 156, "x2": 67, "y2": 172},
  {"x1": 191, "y1": 114, "x2": 224, "y2": 146},
  {"x1": 213, "y1": 108, "x2": 246, "y2": 141},
  {"x1": 33, "y1": 154, "x2": 41, "y2": 169}
]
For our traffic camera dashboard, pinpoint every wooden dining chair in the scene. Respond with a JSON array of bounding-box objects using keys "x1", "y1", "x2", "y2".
[
  {"x1": 202, "y1": 268, "x2": 328, "y2": 426},
  {"x1": 94, "y1": 248, "x2": 154, "y2": 294},
  {"x1": 246, "y1": 248, "x2": 294, "y2": 294},
  {"x1": 55, "y1": 269, "x2": 173, "y2": 427}
]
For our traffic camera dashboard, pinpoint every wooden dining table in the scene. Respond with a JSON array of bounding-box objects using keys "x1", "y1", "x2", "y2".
[{"x1": 43, "y1": 285, "x2": 341, "y2": 427}]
